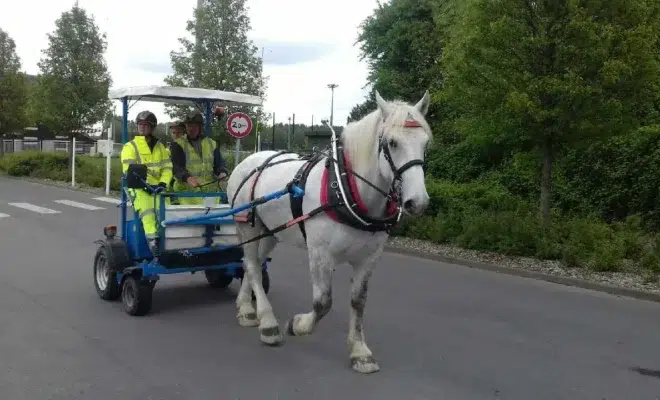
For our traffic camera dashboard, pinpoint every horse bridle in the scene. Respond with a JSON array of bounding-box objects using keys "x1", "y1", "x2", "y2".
[
  {"x1": 322, "y1": 118, "x2": 427, "y2": 229},
  {"x1": 377, "y1": 130, "x2": 426, "y2": 203}
]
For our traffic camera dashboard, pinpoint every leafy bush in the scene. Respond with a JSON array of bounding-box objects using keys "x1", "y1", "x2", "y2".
[
  {"x1": 0, "y1": 151, "x2": 122, "y2": 191},
  {"x1": 393, "y1": 178, "x2": 660, "y2": 272}
]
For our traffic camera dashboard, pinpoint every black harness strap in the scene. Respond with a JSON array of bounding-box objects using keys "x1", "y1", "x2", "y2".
[{"x1": 289, "y1": 152, "x2": 326, "y2": 242}]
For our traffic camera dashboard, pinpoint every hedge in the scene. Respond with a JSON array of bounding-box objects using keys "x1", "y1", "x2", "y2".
[{"x1": 2, "y1": 151, "x2": 659, "y2": 273}]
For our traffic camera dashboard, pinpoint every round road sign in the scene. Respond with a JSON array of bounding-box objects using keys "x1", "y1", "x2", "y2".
[{"x1": 226, "y1": 112, "x2": 253, "y2": 139}]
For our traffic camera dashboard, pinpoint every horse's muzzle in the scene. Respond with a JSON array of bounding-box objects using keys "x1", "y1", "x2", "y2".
[{"x1": 403, "y1": 194, "x2": 429, "y2": 216}]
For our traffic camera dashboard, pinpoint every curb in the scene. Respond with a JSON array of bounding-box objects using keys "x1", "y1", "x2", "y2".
[{"x1": 384, "y1": 244, "x2": 660, "y2": 303}]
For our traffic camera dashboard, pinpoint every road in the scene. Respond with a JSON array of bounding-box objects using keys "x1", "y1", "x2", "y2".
[{"x1": 1, "y1": 175, "x2": 660, "y2": 400}]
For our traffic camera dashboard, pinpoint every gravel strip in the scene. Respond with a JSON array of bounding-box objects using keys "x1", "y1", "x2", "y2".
[{"x1": 387, "y1": 236, "x2": 660, "y2": 295}]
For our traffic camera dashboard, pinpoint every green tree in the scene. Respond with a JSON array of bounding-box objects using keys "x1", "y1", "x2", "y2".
[
  {"x1": 164, "y1": 0, "x2": 267, "y2": 149},
  {"x1": 441, "y1": 0, "x2": 660, "y2": 223},
  {"x1": 31, "y1": 2, "x2": 112, "y2": 158},
  {"x1": 350, "y1": 0, "x2": 447, "y2": 122},
  {"x1": 0, "y1": 28, "x2": 28, "y2": 154}
]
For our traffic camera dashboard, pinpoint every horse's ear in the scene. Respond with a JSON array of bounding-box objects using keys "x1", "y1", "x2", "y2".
[
  {"x1": 415, "y1": 90, "x2": 431, "y2": 116},
  {"x1": 375, "y1": 90, "x2": 391, "y2": 119}
]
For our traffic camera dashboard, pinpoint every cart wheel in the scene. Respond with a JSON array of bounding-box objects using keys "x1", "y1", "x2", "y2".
[
  {"x1": 121, "y1": 275, "x2": 153, "y2": 316},
  {"x1": 94, "y1": 245, "x2": 121, "y2": 301},
  {"x1": 204, "y1": 270, "x2": 234, "y2": 289}
]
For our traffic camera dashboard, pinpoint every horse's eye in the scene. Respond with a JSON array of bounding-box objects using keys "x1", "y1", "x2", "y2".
[{"x1": 388, "y1": 139, "x2": 397, "y2": 148}]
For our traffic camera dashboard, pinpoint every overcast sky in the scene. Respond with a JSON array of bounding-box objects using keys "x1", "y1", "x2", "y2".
[{"x1": 0, "y1": 0, "x2": 379, "y2": 127}]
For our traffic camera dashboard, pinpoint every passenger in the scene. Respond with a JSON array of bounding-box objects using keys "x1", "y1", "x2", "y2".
[
  {"x1": 169, "y1": 111, "x2": 228, "y2": 205},
  {"x1": 169, "y1": 121, "x2": 185, "y2": 143},
  {"x1": 167, "y1": 121, "x2": 186, "y2": 203},
  {"x1": 120, "y1": 110, "x2": 173, "y2": 251}
]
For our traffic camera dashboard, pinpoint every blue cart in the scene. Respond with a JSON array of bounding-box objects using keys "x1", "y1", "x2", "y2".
[{"x1": 93, "y1": 86, "x2": 292, "y2": 316}]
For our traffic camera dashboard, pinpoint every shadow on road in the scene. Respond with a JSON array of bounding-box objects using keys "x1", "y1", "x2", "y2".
[{"x1": 148, "y1": 282, "x2": 238, "y2": 315}]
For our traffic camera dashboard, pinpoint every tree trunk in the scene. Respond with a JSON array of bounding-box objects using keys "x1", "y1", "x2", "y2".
[{"x1": 539, "y1": 141, "x2": 553, "y2": 224}]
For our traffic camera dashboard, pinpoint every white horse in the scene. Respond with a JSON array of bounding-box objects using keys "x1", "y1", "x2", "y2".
[{"x1": 226, "y1": 90, "x2": 432, "y2": 373}]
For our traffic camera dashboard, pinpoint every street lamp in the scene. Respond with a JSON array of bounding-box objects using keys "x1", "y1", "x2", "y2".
[{"x1": 327, "y1": 83, "x2": 338, "y2": 127}]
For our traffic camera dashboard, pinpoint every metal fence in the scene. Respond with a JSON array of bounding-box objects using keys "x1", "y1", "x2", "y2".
[{"x1": 1, "y1": 139, "x2": 254, "y2": 162}]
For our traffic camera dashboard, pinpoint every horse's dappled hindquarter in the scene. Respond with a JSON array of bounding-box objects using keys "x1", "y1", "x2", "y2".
[{"x1": 225, "y1": 90, "x2": 432, "y2": 373}]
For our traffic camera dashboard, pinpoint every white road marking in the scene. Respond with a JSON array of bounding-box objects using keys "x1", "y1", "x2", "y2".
[
  {"x1": 92, "y1": 197, "x2": 122, "y2": 205},
  {"x1": 54, "y1": 199, "x2": 105, "y2": 210},
  {"x1": 8, "y1": 203, "x2": 61, "y2": 214},
  {"x1": 0, "y1": 213, "x2": 9, "y2": 218}
]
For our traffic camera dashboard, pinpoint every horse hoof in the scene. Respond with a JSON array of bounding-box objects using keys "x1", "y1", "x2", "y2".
[
  {"x1": 351, "y1": 356, "x2": 380, "y2": 374},
  {"x1": 237, "y1": 312, "x2": 259, "y2": 327},
  {"x1": 259, "y1": 326, "x2": 283, "y2": 346}
]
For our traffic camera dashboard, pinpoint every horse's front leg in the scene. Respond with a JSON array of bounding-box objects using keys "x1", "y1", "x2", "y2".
[
  {"x1": 285, "y1": 246, "x2": 335, "y2": 336},
  {"x1": 347, "y1": 249, "x2": 382, "y2": 374},
  {"x1": 236, "y1": 225, "x2": 282, "y2": 346}
]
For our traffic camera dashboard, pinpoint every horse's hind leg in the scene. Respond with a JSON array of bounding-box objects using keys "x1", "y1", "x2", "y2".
[
  {"x1": 347, "y1": 251, "x2": 381, "y2": 374},
  {"x1": 235, "y1": 222, "x2": 283, "y2": 346},
  {"x1": 236, "y1": 234, "x2": 278, "y2": 328},
  {"x1": 285, "y1": 246, "x2": 335, "y2": 336}
]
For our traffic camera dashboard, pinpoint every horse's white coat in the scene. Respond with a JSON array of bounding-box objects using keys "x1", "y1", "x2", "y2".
[{"x1": 226, "y1": 91, "x2": 432, "y2": 373}]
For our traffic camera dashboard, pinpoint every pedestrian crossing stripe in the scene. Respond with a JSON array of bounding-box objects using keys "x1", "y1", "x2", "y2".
[
  {"x1": 92, "y1": 197, "x2": 123, "y2": 205},
  {"x1": 0, "y1": 213, "x2": 9, "y2": 218},
  {"x1": 8, "y1": 203, "x2": 61, "y2": 214},
  {"x1": 54, "y1": 199, "x2": 105, "y2": 210}
]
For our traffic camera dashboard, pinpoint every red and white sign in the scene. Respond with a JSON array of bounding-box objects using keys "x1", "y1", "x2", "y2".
[{"x1": 226, "y1": 112, "x2": 253, "y2": 139}]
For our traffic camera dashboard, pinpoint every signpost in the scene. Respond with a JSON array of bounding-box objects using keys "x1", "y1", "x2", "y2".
[{"x1": 226, "y1": 112, "x2": 253, "y2": 167}]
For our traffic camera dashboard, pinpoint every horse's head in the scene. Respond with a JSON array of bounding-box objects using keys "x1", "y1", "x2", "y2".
[{"x1": 375, "y1": 90, "x2": 431, "y2": 216}]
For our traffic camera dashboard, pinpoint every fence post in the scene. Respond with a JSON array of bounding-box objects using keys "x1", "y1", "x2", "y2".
[
  {"x1": 71, "y1": 136, "x2": 76, "y2": 187},
  {"x1": 105, "y1": 125, "x2": 112, "y2": 195}
]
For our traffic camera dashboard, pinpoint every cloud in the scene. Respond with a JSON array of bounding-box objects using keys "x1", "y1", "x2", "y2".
[
  {"x1": 256, "y1": 41, "x2": 336, "y2": 66},
  {"x1": 128, "y1": 59, "x2": 172, "y2": 75},
  {"x1": 0, "y1": 0, "x2": 380, "y2": 127}
]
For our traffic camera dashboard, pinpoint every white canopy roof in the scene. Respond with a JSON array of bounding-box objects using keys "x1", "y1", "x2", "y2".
[{"x1": 108, "y1": 85, "x2": 263, "y2": 107}]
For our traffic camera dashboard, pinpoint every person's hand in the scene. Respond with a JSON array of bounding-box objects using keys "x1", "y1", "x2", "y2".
[
  {"x1": 215, "y1": 170, "x2": 228, "y2": 181},
  {"x1": 186, "y1": 176, "x2": 201, "y2": 187}
]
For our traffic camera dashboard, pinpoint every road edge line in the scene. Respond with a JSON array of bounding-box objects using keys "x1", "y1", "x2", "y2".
[{"x1": 384, "y1": 244, "x2": 660, "y2": 303}]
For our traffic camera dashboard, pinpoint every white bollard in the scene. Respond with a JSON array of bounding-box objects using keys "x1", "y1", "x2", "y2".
[
  {"x1": 105, "y1": 125, "x2": 112, "y2": 195},
  {"x1": 105, "y1": 144, "x2": 112, "y2": 195},
  {"x1": 71, "y1": 136, "x2": 76, "y2": 187}
]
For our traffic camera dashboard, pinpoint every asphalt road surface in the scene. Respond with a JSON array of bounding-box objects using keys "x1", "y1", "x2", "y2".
[{"x1": 1, "y1": 176, "x2": 660, "y2": 400}]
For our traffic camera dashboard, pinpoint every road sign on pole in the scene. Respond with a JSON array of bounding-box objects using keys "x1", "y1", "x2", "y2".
[
  {"x1": 226, "y1": 112, "x2": 253, "y2": 139},
  {"x1": 227, "y1": 112, "x2": 253, "y2": 168}
]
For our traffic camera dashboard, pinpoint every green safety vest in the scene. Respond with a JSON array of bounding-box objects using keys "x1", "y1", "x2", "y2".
[{"x1": 173, "y1": 136, "x2": 217, "y2": 192}]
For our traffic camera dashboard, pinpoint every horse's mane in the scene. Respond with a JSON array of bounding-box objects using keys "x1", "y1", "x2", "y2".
[{"x1": 340, "y1": 99, "x2": 431, "y2": 175}]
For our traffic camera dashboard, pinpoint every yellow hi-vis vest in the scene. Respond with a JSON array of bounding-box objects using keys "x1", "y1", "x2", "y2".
[
  {"x1": 172, "y1": 136, "x2": 217, "y2": 191},
  {"x1": 120, "y1": 136, "x2": 173, "y2": 186}
]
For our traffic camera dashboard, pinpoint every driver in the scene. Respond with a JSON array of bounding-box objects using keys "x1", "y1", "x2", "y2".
[
  {"x1": 169, "y1": 111, "x2": 229, "y2": 205},
  {"x1": 120, "y1": 110, "x2": 173, "y2": 251}
]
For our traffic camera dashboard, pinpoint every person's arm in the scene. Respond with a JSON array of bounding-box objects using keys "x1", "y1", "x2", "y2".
[
  {"x1": 169, "y1": 142, "x2": 191, "y2": 182},
  {"x1": 212, "y1": 140, "x2": 228, "y2": 176},
  {"x1": 158, "y1": 144, "x2": 173, "y2": 185},
  {"x1": 120, "y1": 142, "x2": 135, "y2": 175}
]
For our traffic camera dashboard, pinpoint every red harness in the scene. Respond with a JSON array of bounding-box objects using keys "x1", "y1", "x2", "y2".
[{"x1": 320, "y1": 150, "x2": 399, "y2": 222}]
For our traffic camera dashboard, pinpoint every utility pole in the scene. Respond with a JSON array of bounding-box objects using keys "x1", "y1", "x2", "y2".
[
  {"x1": 291, "y1": 113, "x2": 295, "y2": 150},
  {"x1": 271, "y1": 113, "x2": 276, "y2": 150},
  {"x1": 287, "y1": 116, "x2": 292, "y2": 150},
  {"x1": 327, "y1": 83, "x2": 338, "y2": 127}
]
